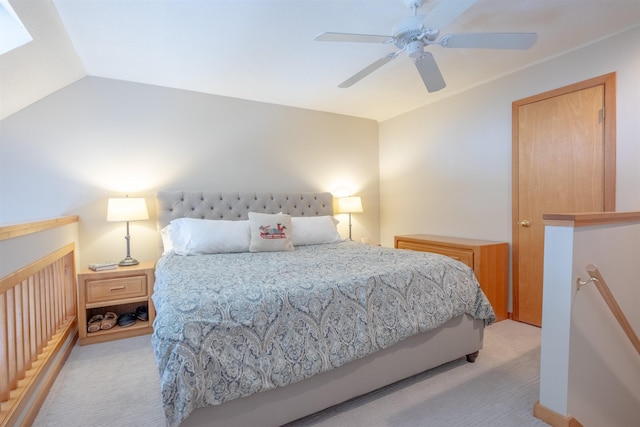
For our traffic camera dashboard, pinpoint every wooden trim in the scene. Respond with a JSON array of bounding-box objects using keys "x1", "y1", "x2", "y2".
[
  {"x1": 543, "y1": 211, "x2": 640, "y2": 228},
  {"x1": 511, "y1": 72, "x2": 617, "y2": 322},
  {"x1": 511, "y1": 100, "x2": 521, "y2": 321},
  {"x1": 0, "y1": 216, "x2": 79, "y2": 241},
  {"x1": 533, "y1": 402, "x2": 584, "y2": 427},
  {"x1": 0, "y1": 243, "x2": 75, "y2": 294},
  {"x1": 602, "y1": 73, "x2": 616, "y2": 211}
]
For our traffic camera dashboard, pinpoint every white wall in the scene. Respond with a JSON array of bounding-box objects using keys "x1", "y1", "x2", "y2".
[
  {"x1": 379, "y1": 26, "x2": 640, "y2": 305},
  {"x1": 568, "y1": 223, "x2": 640, "y2": 425},
  {"x1": 0, "y1": 77, "x2": 379, "y2": 267},
  {"x1": 540, "y1": 219, "x2": 640, "y2": 425}
]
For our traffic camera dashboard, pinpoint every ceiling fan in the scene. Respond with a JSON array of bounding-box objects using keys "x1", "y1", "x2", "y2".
[{"x1": 315, "y1": 0, "x2": 538, "y2": 92}]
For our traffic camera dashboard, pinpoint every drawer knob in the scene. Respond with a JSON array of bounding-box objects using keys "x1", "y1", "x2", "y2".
[
  {"x1": 110, "y1": 286, "x2": 126, "y2": 292},
  {"x1": 518, "y1": 220, "x2": 531, "y2": 227}
]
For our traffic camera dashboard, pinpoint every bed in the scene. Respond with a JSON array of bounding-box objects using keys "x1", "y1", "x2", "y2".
[{"x1": 152, "y1": 191, "x2": 496, "y2": 427}]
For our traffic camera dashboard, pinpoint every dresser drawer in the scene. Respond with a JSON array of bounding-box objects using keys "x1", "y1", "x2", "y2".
[
  {"x1": 396, "y1": 240, "x2": 474, "y2": 268},
  {"x1": 86, "y1": 275, "x2": 147, "y2": 304}
]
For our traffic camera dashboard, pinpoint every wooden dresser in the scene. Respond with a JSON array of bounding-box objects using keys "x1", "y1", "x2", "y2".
[{"x1": 394, "y1": 234, "x2": 509, "y2": 321}]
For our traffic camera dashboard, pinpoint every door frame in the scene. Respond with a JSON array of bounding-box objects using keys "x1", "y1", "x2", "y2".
[{"x1": 511, "y1": 72, "x2": 617, "y2": 322}]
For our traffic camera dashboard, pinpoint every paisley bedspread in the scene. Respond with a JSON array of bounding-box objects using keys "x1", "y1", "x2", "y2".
[{"x1": 152, "y1": 241, "x2": 495, "y2": 426}]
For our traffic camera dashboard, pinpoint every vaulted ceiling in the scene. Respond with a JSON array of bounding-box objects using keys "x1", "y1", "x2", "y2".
[{"x1": 3, "y1": 0, "x2": 640, "y2": 121}]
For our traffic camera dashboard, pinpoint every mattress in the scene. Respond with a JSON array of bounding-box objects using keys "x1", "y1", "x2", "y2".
[{"x1": 152, "y1": 241, "x2": 495, "y2": 426}]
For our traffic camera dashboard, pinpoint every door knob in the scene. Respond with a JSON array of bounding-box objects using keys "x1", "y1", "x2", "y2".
[{"x1": 518, "y1": 220, "x2": 531, "y2": 227}]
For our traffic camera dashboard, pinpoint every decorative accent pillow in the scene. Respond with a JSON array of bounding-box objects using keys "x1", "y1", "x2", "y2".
[
  {"x1": 248, "y1": 212, "x2": 294, "y2": 252},
  {"x1": 169, "y1": 218, "x2": 250, "y2": 255},
  {"x1": 291, "y1": 216, "x2": 342, "y2": 246}
]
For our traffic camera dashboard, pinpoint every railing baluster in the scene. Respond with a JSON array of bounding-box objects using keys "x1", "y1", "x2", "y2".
[
  {"x1": 14, "y1": 284, "x2": 25, "y2": 382},
  {"x1": 28, "y1": 276, "x2": 37, "y2": 363},
  {"x1": 0, "y1": 292, "x2": 9, "y2": 402},
  {"x1": 47, "y1": 265, "x2": 53, "y2": 339},
  {"x1": 22, "y1": 279, "x2": 32, "y2": 372},
  {"x1": 35, "y1": 272, "x2": 43, "y2": 354},
  {"x1": 55, "y1": 260, "x2": 62, "y2": 326},
  {"x1": 7, "y1": 288, "x2": 17, "y2": 390}
]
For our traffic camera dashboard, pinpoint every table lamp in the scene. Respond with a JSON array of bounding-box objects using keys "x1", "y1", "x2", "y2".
[
  {"x1": 107, "y1": 197, "x2": 149, "y2": 266},
  {"x1": 337, "y1": 196, "x2": 363, "y2": 241}
]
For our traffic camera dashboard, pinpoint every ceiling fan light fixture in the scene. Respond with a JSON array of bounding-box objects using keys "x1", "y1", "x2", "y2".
[{"x1": 406, "y1": 40, "x2": 424, "y2": 58}]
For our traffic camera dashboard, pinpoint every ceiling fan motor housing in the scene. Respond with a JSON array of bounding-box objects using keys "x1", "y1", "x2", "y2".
[{"x1": 393, "y1": 15, "x2": 427, "y2": 47}]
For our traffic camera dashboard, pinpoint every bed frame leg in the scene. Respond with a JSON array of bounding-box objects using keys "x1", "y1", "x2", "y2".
[{"x1": 465, "y1": 351, "x2": 479, "y2": 363}]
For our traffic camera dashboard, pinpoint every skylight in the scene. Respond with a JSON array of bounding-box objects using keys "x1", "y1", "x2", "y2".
[{"x1": 0, "y1": 0, "x2": 33, "y2": 55}]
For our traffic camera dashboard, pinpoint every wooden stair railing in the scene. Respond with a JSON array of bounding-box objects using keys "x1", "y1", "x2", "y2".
[
  {"x1": 578, "y1": 264, "x2": 640, "y2": 356},
  {"x1": 0, "y1": 217, "x2": 78, "y2": 427}
]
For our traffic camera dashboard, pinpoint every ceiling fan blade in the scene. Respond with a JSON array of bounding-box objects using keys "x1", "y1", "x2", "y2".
[
  {"x1": 440, "y1": 33, "x2": 538, "y2": 49},
  {"x1": 338, "y1": 53, "x2": 398, "y2": 88},
  {"x1": 414, "y1": 52, "x2": 446, "y2": 93},
  {"x1": 422, "y1": 0, "x2": 478, "y2": 30},
  {"x1": 315, "y1": 32, "x2": 392, "y2": 44}
]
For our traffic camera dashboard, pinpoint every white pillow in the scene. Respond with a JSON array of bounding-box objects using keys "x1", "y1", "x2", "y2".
[
  {"x1": 248, "y1": 212, "x2": 294, "y2": 252},
  {"x1": 160, "y1": 224, "x2": 174, "y2": 254},
  {"x1": 291, "y1": 216, "x2": 342, "y2": 246},
  {"x1": 169, "y1": 218, "x2": 250, "y2": 255}
]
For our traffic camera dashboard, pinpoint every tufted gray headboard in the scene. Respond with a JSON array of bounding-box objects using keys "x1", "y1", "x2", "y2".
[{"x1": 156, "y1": 191, "x2": 334, "y2": 229}]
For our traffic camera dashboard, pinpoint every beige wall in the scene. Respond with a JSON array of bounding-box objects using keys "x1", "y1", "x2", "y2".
[
  {"x1": 0, "y1": 222, "x2": 80, "y2": 278},
  {"x1": 378, "y1": 26, "x2": 640, "y2": 308},
  {"x1": 379, "y1": 25, "x2": 640, "y2": 246},
  {"x1": 0, "y1": 77, "x2": 379, "y2": 267}
]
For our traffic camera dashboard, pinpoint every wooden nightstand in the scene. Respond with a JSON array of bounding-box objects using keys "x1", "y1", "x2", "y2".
[
  {"x1": 77, "y1": 261, "x2": 155, "y2": 345},
  {"x1": 395, "y1": 234, "x2": 509, "y2": 321}
]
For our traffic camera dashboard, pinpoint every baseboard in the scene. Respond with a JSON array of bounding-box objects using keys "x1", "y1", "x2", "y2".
[{"x1": 533, "y1": 401, "x2": 584, "y2": 427}]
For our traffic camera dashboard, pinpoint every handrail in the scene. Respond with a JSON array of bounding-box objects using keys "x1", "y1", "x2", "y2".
[
  {"x1": 543, "y1": 211, "x2": 640, "y2": 228},
  {"x1": 578, "y1": 264, "x2": 640, "y2": 357},
  {"x1": 0, "y1": 216, "x2": 79, "y2": 241}
]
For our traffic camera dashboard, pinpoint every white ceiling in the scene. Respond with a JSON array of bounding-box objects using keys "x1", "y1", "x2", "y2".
[{"x1": 49, "y1": 0, "x2": 640, "y2": 121}]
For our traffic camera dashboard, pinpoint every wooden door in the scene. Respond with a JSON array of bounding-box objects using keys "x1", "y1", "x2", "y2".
[{"x1": 512, "y1": 74, "x2": 616, "y2": 326}]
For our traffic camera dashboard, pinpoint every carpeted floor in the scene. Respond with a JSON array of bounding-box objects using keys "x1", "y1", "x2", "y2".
[{"x1": 33, "y1": 320, "x2": 547, "y2": 427}]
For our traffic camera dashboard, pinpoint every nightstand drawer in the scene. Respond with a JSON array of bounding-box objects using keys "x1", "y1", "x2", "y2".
[
  {"x1": 396, "y1": 241, "x2": 474, "y2": 268},
  {"x1": 86, "y1": 275, "x2": 147, "y2": 304}
]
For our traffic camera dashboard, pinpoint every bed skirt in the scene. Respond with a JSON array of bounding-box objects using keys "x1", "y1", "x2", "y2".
[{"x1": 180, "y1": 314, "x2": 484, "y2": 427}]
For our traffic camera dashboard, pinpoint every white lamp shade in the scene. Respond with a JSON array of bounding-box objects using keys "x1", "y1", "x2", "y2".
[
  {"x1": 337, "y1": 196, "x2": 363, "y2": 214},
  {"x1": 107, "y1": 198, "x2": 149, "y2": 222}
]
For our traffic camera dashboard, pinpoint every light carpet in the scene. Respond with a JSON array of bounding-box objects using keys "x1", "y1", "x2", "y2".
[{"x1": 33, "y1": 320, "x2": 546, "y2": 427}]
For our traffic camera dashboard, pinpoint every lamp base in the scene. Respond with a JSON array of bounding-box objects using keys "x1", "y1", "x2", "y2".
[{"x1": 118, "y1": 256, "x2": 139, "y2": 267}]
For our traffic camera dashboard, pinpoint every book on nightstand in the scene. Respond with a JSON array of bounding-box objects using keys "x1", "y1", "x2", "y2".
[{"x1": 88, "y1": 262, "x2": 118, "y2": 271}]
